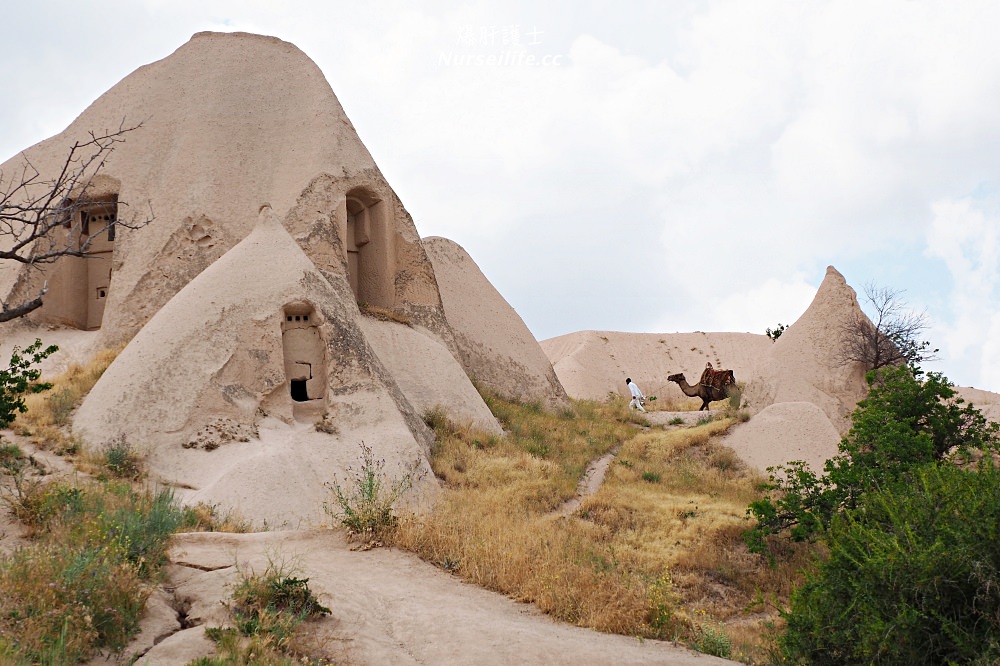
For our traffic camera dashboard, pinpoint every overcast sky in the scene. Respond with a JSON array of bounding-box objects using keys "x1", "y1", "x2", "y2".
[{"x1": 4, "y1": 1, "x2": 1000, "y2": 391}]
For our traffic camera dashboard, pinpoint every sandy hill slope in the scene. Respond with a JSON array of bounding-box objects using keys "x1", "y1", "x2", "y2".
[
  {"x1": 424, "y1": 236, "x2": 569, "y2": 409},
  {"x1": 544, "y1": 267, "x2": 892, "y2": 474},
  {"x1": 542, "y1": 330, "x2": 771, "y2": 403}
]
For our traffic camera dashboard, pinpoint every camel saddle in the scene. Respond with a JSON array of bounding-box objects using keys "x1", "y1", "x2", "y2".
[{"x1": 700, "y1": 368, "x2": 735, "y2": 391}]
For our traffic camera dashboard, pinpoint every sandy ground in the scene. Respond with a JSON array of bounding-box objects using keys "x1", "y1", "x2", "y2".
[{"x1": 109, "y1": 530, "x2": 736, "y2": 666}]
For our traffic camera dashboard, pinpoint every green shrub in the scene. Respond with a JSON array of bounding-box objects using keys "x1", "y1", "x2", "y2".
[
  {"x1": 0, "y1": 339, "x2": 58, "y2": 428},
  {"x1": 692, "y1": 612, "x2": 733, "y2": 659},
  {"x1": 215, "y1": 559, "x2": 331, "y2": 659},
  {"x1": 781, "y1": 463, "x2": 1000, "y2": 665},
  {"x1": 87, "y1": 485, "x2": 190, "y2": 577},
  {"x1": 28, "y1": 482, "x2": 189, "y2": 576},
  {"x1": 323, "y1": 441, "x2": 420, "y2": 543},
  {"x1": 765, "y1": 323, "x2": 786, "y2": 342},
  {"x1": 745, "y1": 366, "x2": 1000, "y2": 553},
  {"x1": 102, "y1": 433, "x2": 142, "y2": 479}
]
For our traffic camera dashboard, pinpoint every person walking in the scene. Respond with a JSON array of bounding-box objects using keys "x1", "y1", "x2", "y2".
[{"x1": 626, "y1": 377, "x2": 646, "y2": 412}]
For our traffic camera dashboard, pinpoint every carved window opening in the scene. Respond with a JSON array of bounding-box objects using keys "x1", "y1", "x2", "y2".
[
  {"x1": 281, "y1": 303, "x2": 325, "y2": 403},
  {"x1": 344, "y1": 187, "x2": 393, "y2": 308}
]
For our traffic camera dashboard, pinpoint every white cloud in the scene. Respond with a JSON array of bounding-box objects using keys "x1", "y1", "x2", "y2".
[{"x1": 924, "y1": 197, "x2": 1000, "y2": 387}]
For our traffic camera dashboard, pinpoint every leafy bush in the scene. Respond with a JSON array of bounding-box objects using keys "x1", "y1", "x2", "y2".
[
  {"x1": 765, "y1": 323, "x2": 786, "y2": 342},
  {"x1": 745, "y1": 365, "x2": 1000, "y2": 552},
  {"x1": 781, "y1": 463, "x2": 1000, "y2": 665},
  {"x1": 0, "y1": 339, "x2": 58, "y2": 428}
]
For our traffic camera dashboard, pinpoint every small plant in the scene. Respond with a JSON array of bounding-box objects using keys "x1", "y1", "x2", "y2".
[
  {"x1": 691, "y1": 610, "x2": 733, "y2": 658},
  {"x1": 709, "y1": 447, "x2": 743, "y2": 472},
  {"x1": 668, "y1": 417, "x2": 684, "y2": 426},
  {"x1": 227, "y1": 560, "x2": 331, "y2": 642},
  {"x1": 206, "y1": 559, "x2": 331, "y2": 661},
  {"x1": 641, "y1": 471, "x2": 661, "y2": 483},
  {"x1": 323, "y1": 441, "x2": 421, "y2": 544},
  {"x1": 0, "y1": 442, "x2": 24, "y2": 473},
  {"x1": 102, "y1": 433, "x2": 142, "y2": 479},
  {"x1": 0, "y1": 445, "x2": 51, "y2": 526},
  {"x1": 725, "y1": 386, "x2": 743, "y2": 411},
  {"x1": 422, "y1": 406, "x2": 451, "y2": 435},
  {"x1": 47, "y1": 387, "x2": 76, "y2": 426},
  {"x1": 765, "y1": 323, "x2": 786, "y2": 342},
  {"x1": 184, "y1": 502, "x2": 253, "y2": 533},
  {"x1": 646, "y1": 571, "x2": 681, "y2": 637}
]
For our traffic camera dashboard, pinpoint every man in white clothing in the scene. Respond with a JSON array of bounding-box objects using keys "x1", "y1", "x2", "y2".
[{"x1": 626, "y1": 377, "x2": 646, "y2": 412}]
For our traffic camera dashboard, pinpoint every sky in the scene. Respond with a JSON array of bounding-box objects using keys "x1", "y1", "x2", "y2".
[{"x1": 3, "y1": 1, "x2": 1000, "y2": 391}]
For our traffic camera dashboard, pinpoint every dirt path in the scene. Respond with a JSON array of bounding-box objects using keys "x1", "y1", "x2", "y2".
[
  {"x1": 557, "y1": 446, "x2": 620, "y2": 516},
  {"x1": 95, "y1": 530, "x2": 737, "y2": 665},
  {"x1": 555, "y1": 410, "x2": 718, "y2": 517}
]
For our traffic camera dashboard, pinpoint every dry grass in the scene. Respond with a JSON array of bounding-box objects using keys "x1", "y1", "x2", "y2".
[
  {"x1": 15, "y1": 346, "x2": 122, "y2": 453},
  {"x1": 183, "y1": 501, "x2": 254, "y2": 533},
  {"x1": 396, "y1": 395, "x2": 813, "y2": 662}
]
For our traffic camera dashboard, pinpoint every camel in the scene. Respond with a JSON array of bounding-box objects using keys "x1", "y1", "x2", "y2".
[{"x1": 667, "y1": 371, "x2": 737, "y2": 411}]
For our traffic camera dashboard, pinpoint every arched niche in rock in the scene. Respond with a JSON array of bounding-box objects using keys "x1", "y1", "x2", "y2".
[
  {"x1": 38, "y1": 192, "x2": 118, "y2": 330},
  {"x1": 342, "y1": 186, "x2": 394, "y2": 308},
  {"x1": 281, "y1": 302, "x2": 326, "y2": 405}
]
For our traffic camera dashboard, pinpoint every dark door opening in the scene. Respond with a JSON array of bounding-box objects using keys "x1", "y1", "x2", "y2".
[{"x1": 290, "y1": 379, "x2": 309, "y2": 402}]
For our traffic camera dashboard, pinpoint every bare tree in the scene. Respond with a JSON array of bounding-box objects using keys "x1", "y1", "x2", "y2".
[
  {"x1": 837, "y1": 281, "x2": 939, "y2": 371},
  {"x1": 0, "y1": 120, "x2": 151, "y2": 322}
]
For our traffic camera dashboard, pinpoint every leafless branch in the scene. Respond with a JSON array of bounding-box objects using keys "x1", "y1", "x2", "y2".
[
  {"x1": 836, "y1": 281, "x2": 939, "y2": 371},
  {"x1": 0, "y1": 120, "x2": 152, "y2": 320}
]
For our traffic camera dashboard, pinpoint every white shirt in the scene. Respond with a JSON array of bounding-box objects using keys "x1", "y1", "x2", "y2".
[{"x1": 628, "y1": 381, "x2": 644, "y2": 399}]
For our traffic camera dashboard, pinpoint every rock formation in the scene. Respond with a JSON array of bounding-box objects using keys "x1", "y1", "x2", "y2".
[
  {"x1": 0, "y1": 32, "x2": 568, "y2": 525},
  {"x1": 423, "y1": 237, "x2": 570, "y2": 410}
]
